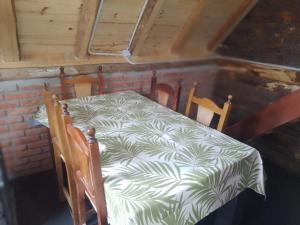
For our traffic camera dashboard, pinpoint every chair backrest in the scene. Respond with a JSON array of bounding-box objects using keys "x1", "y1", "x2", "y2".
[
  {"x1": 150, "y1": 71, "x2": 181, "y2": 111},
  {"x1": 185, "y1": 82, "x2": 232, "y2": 132},
  {"x1": 60, "y1": 66, "x2": 104, "y2": 100},
  {"x1": 63, "y1": 114, "x2": 107, "y2": 225},
  {"x1": 43, "y1": 84, "x2": 59, "y2": 141},
  {"x1": 43, "y1": 85, "x2": 79, "y2": 224}
]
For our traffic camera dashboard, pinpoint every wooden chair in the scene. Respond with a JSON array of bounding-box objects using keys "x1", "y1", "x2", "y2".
[
  {"x1": 185, "y1": 82, "x2": 233, "y2": 132},
  {"x1": 62, "y1": 108, "x2": 107, "y2": 225},
  {"x1": 60, "y1": 66, "x2": 104, "y2": 100},
  {"x1": 43, "y1": 84, "x2": 64, "y2": 200},
  {"x1": 150, "y1": 71, "x2": 182, "y2": 111},
  {"x1": 43, "y1": 85, "x2": 79, "y2": 225}
]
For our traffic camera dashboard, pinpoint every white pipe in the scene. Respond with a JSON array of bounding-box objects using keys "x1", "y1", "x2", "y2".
[{"x1": 87, "y1": 1, "x2": 221, "y2": 65}]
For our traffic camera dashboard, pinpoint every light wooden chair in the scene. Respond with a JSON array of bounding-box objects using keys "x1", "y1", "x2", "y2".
[
  {"x1": 43, "y1": 85, "x2": 79, "y2": 225},
  {"x1": 185, "y1": 82, "x2": 233, "y2": 132},
  {"x1": 60, "y1": 66, "x2": 104, "y2": 100},
  {"x1": 43, "y1": 85, "x2": 64, "y2": 200},
  {"x1": 62, "y1": 110, "x2": 107, "y2": 225},
  {"x1": 150, "y1": 71, "x2": 182, "y2": 111}
]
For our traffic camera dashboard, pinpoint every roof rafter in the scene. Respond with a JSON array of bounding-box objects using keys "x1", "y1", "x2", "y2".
[{"x1": 0, "y1": 0, "x2": 20, "y2": 62}]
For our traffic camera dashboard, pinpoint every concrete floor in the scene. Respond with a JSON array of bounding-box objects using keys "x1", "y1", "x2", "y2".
[{"x1": 13, "y1": 159, "x2": 300, "y2": 225}]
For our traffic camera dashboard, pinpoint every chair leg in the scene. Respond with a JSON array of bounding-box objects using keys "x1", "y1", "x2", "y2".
[
  {"x1": 53, "y1": 149, "x2": 65, "y2": 201},
  {"x1": 75, "y1": 182, "x2": 87, "y2": 225}
]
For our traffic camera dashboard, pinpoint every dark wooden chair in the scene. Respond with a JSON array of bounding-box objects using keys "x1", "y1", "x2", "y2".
[
  {"x1": 43, "y1": 85, "x2": 79, "y2": 224},
  {"x1": 185, "y1": 82, "x2": 232, "y2": 132},
  {"x1": 150, "y1": 71, "x2": 181, "y2": 111},
  {"x1": 62, "y1": 107, "x2": 107, "y2": 225},
  {"x1": 60, "y1": 66, "x2": 104, "y2": 100}
]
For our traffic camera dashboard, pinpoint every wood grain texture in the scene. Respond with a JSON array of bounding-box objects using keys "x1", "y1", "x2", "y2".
[
  {"x1": 185, "y1": 82, "x2": 232, "y2": 132},
  {"x1": 0, "y1": 0, "x2": 257, "y2": 66},
  {"x1": 60, "y1": 67, "x2": 104, "y2": 99},
  {"x1": 171, "y1": 0, "x2": 208, "y2": 53},
  {"x1": 66, "y1": 125, "x2": 107, "y2": 225},
  {"x1": 0, "y1": 0, "x2": 20, "y2": 62},
  {"x1": 207, "y1": 0, "x2": 257, "y2": 51},
  {"x1": 150, "y1": 71, "x2": 181, "y2": 111},
  {"x1": 75, "y1": 0, "x2": 100, "y2": 58},
  {"x1": 225, "y1": 89, "x2": 300, "y2": 141},
  {"x1": 218, "y1": 0, "x2": 300, "y2": 68},
  {"x1": 130, "y1": 0, "x2": 166, "y2": 56}
]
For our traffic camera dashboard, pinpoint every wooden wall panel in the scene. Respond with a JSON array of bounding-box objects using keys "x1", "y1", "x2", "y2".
[
  {"x1": 0, "y1": 0, "x2": 20, "y2": 62},
  {"x1": 218, "y1": 0, "x2": 300, "y2": 68},
  {"x1": 15, "y1": 0, "x2": 82, "y2": 60},
  {"x1": 137, "y1": 0, "x2": 198, "y2": 56},
  {"x1": 130, "y1": 0, "x2": 257, "y2": 63},
  {"x1": 0, "y1": 0, "x2": 257, "y2": 67},
  {"x1": 90, "y1": 0, "x2": 145, "y2": 53}
]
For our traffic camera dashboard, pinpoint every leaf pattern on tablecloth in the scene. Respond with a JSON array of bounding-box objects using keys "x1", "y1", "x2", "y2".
[{"x1": 34, "y1": 91, "x2": 265, "y2": 225}]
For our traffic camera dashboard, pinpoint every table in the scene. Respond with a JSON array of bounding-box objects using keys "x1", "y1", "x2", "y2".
[{"x1": 35, "y1": 91, "x2": 265, "y2": 225}]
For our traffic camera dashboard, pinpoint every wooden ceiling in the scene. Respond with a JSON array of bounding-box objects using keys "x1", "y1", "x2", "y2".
[{"x1": 0, "y1": 0, "x2": 257, "y2": 68}]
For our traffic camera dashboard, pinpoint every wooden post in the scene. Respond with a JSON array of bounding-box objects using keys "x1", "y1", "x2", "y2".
[{"x1": 75, "y1": 0, "x2": 101, "y2": 58}]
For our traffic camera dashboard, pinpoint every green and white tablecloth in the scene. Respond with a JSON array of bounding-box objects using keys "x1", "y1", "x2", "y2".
[{"x1": 35, "y1": 91, "x2": 265, "y2": 225}]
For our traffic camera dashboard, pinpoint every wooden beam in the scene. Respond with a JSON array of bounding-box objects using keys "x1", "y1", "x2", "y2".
[
  {"x1": 130, "y1": 0, "x2": 166, "y2": 56},
  {"x1": 225, "y1": 89, "x2": 300, "y2": 141},
  {"x1": 75, "y1": 0, "x2": 100, "y2": 58},
  {"x1": 0, "y1": 0, "x2": 20, "y2": 62},
  {"x1": 170, "y1": 0, "x2": 208, "y2": 54},
  {"x1": 207, "y1": 0, "x2": 257, "y2": 51},
  {"x1": 0, "y1": 55, "x2": 125, "y2": 69}
]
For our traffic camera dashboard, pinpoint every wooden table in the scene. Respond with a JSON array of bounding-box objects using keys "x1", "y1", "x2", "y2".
[{"x1": 35, "y1": 91, "x2": 265, "y2": 225}]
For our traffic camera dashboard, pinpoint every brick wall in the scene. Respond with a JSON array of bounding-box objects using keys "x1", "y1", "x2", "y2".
[{"x1": 0, "y1": 65, "x2": 218, "y2": 179}]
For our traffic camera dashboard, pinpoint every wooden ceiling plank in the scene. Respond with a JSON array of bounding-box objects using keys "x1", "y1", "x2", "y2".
[
  {"x1": 207, "y1": 0, "x2": 257, "y2": 51},
  {"x1": 0, "y1": 0, "x2": 20, "y2": 62},
  {"x1": 75, "y1": 0, "x2": 100, "y2": 58},
  {"x1": 0, "y1": 55, "x2": 126, "y2": 69},
  {"x1": 170, "y1": 0, "x2": 208, "y2": 54},
  {"x1": 130, "y1": 0, "x2": 166, "y2": 56}
]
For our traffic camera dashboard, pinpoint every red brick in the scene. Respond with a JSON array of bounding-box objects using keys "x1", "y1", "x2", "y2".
[
  {"x1": 0, "y1": 126, "x2": 8, "y2": 134},
  {"x1": 10, "y1": 122, "x2": 30, "y2": 130},
  {"x1": 14, "y1": 163, "x2": 52, "y2": 177},
  {"x1": 25, "y1": 127, "x2": 48, "y2": 136},
  {"x1": 0, "y1": 139, "x2": 11, "y2": 148},
  {"x1": 0, "y1": 116, "x2": 23, "y2": 125},
  {"x1": 19, "y1": 84, "x2": 45, "y2": 91},
  {"x1": 2, "y1": 144, "x2": 27, "y2": 153},
  {"x1": 30, "y1": 152, "x2": 51, "y2": 162},
  {"x1": 0, "y1": 94, "x2": 3, "y2": 101},
  {"x1": 5, "y1": 158, "x2": 29, "y2": 169},
  {"x1": 0, "y1": 102, "x2": 18, "y2": 110},
  {"x1": 13, "y1": 161, "x2": 40, "y2": 172},
  {"x1": 15, "y1": 149, "x2": 42, "y2": 158},
  {"x1": 41, "y1": 158, "x2": 53, "y2": 167},
  {"x1": 9, "y1": 106, "x2": 37, "y2": 116},
  {"x1": 28, "y1": 139, "x2": 49, "y2": 149},
  {"x1": 40, "y1": 133, "x2": 50, "y2": 140},
  {"x1": 14, "y1": 135, "x2": 40, "y2": 145},
  {"x1": 43, "y1": 146, "x2": 51, "y2": 152},
  {"x1": 0, "y1": 111, "x2": 6, "y2": 117},
  {"x1": 20, "y1": 98, "x2": 43, "y2": 107},
  {"x1": 0, "y1": 130, "x2": 24, "y2": 140},
  {"x1": 5, "y1": 91, "x2": 42, "y2": 100}
]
